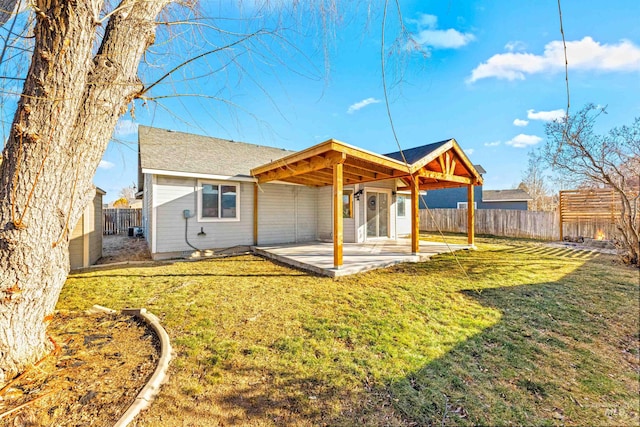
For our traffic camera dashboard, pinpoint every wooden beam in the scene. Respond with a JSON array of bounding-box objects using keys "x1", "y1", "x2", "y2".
[
  {"x1": 344, "y1": 157, "x2": 398, "y2": 178},
  {"x1": 397, "y1": 181, "x2": 466, "y2": 191},
  {"x1": 256, "y1": 151, "x2": 346, "y2": 183},
  {"x1": 342, "y1": 164, "x2": 378, "y2": 180},
  {"x1": 253, "y1": 183, "x2": 258, "y2": 245},
  {"x1": 335, "y1": 143, "x2": 410, "y2": 172},
  {"x1": 411, "y1": 175, "x2": 420, "y2": 254},
  {"x1": 333, "y1": 162, "x2": 344, "y2": 268},
  {"x1": 438, "y1": 154, "x2": 446, "y2": 174},
  {"x1": 467, "y1": 184, "x2": 475, "y2": 246},
  {"x1": 559, "y1": 191, "x2": 563, "y2": 241},
  {"x1": 416, "y1": 169, "x2": 473, "y2": 185}
]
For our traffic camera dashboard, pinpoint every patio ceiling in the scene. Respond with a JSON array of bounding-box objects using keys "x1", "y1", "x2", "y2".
[{"x1": 250, "y1": 138, "x2": 483, "y2": 189}]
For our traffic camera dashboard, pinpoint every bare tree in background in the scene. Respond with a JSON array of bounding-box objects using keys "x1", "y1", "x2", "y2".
[
  {"x1": 518, "y1": 151, "x2": 555, "y2": 211},
  {"x1": 119, "y1": 184, "x2": 137, "y2": 203},
  {"x1": 0, "y1": 0, "x2": 356, "y2": 383},
  {"x1": 542, "y1": 103, "x2": 640, "y2": 266}
]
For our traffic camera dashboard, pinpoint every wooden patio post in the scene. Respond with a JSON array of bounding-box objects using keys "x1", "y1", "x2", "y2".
[
  {"x1": 467, "y1": 184, "x2": 475, "y2": 245},
  {"x1": 411, "y1": 175, "x2": 420, "y2": 254},
  {"x1": 333, "y1": 162, "x2": 344, "y2": 268},
  {"x1": 253, "y1": 183, "x2": 259, "y2": 245}
]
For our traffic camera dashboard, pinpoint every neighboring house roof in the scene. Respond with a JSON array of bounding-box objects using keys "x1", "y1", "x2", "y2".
[
  {"x1": 482, "y1": 189, "x2": 533, "y2": 202},
  {"x1": 138, "y1": 126, "x2": 294, "y2": 179}
]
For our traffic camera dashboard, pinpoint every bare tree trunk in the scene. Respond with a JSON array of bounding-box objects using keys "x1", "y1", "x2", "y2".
[{"x1": 0, "y1": 0, "x2": 171, "y2": 384}]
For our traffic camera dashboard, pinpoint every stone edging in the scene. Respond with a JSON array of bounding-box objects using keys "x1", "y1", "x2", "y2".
[{"x1": 90, "y1": 305, "x2": 172, "y2": 427}]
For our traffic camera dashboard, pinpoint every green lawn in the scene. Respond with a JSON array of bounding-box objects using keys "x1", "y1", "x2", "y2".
[{"x1": 61, "y1": 235, "x2": 639, "y2": 426}]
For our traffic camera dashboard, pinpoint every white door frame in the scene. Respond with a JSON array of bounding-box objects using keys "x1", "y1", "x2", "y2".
[{"x1": 363, "y1": 187, "x2": 392, "y2": 241}]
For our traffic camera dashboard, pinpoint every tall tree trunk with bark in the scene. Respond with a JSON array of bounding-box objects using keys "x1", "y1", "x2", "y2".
[{"x1": 0, "y1": 0, "x2": 172, "y2": 384}]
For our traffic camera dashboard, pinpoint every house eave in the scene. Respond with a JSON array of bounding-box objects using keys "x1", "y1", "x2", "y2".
[{"x1": 141, "y1": 168, "x2": 257, "y2": 183}]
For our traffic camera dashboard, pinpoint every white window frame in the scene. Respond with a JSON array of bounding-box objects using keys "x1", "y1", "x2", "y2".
[
  {"x1": 197, "y1": 179, "x2": 241, "y2": 222},
  {"x1": 457, "y1": 201, "x2": 477, "y2": 209},
  {"x1": 397, "y1": 195, "x2": 407, "y2": 218}
]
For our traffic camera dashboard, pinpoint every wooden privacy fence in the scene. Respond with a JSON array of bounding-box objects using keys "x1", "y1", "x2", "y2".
[
  {"x1": 103, "y1": 208, "x2": 142, "y2": 235},
  {"x1": 559, "y1": 189, "x2": 621, "y2": 240},
  {"x1": 420, "y1": 208, "x2": 560, "y2": 240}
]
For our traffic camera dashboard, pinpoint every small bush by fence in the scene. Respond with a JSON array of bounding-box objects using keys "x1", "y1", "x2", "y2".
[
  {"x1": 103, "y1": 208, "x2": 142, "y2": 235},
  {"x1": 420, "y1": 208, "x2": 620, "y2": 241}
]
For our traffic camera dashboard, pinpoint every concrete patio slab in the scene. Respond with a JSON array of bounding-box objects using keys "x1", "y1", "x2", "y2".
[{"x1": 253, "y1": 239, "x2": 473, "y2": 277}]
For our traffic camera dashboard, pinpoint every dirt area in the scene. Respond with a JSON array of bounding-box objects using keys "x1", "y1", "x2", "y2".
[
  {"x1": 97, "y1": 234, "x2": 151, "y2": 264},
  {"x1": 0, "y1": 311, "x2": 158, "y2": 426}
]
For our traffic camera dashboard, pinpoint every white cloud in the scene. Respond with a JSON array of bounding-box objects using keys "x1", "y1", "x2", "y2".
[
  {"x1": 113, "y1": 119, "x2": 138, "y2": 138},
  {"x1": 465, "y1": 148, "x2": 475, "y2": 155},
  {"x1": 347, "y1": 97, "x2": 381, "y2": 114},
  {"x1": 408, "y1": 13, "x2": 438, "y2": 29},
  {"x1": 99, "y1": 160, "x2": 115, "y2": 170},
  {"x1": 468, "y1": 37, "x2": 640, "y2": 83},
  {"x1": 407, "y1": 13, "x2": 475, "y2": 52},
  {"x1": 513, "y1": 118, "x2": 529, "y2": 127},
  {"x1": 505, "y1": 41, "x2": 526, "y2": 52},
  {"x1": 484, "y1": 141, "x2": 501, "y2": 147},
  {"x1": 527, "y1": 109, "x2": 565, "y2": 121},
  {"x1": 505, "y1": 134, "x2": 542, "y2": 148}
]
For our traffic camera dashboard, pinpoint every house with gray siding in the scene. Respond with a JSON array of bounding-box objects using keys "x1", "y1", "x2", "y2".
[
  {"x1": 421, "y1": 166, "x2": 532, "y2": 210},
  {"x1": 138, "y1": 126, "x2": 482, "y2": 261}
]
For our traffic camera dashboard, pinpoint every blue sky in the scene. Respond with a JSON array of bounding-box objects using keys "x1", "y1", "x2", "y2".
[{"x1": 91, "y1": 0, "x2": 640, "y2": 202}]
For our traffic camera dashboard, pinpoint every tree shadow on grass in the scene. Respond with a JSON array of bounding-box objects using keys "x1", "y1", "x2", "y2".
[{"x1": 388, "y1": 258, "x2": 639, "y2": 426}]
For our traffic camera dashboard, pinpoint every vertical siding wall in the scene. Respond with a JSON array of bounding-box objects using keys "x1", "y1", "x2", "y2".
[
  {"x1": 317, "y1": 186, "x2": 333, "y2": 241},
  {"x1": 68, "y1": 215, "x2": 84, "y2": 269},
  {"x1": 69, "y1": 191, "x2": 103, "y2": 269}
]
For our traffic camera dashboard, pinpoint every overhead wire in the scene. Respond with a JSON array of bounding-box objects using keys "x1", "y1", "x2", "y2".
[{"x1": 381, "y1": 0, "x2": 475, "y2": 286}]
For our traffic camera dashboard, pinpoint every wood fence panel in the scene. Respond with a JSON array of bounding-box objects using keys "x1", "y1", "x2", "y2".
[
  {"x1": 103, "y1": 208, "x2": 142, "y2": 235},
  {"x1": 419, "y1": 208, "x2": 560, "y2": 240}
]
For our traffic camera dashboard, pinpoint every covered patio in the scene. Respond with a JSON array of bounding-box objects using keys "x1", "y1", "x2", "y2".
[
  {"x1": 253, "y1": 239, "x2": 473, "y2": 277},
  {"x1": 250, "y1": 137, "x2": 483, "y2": 273}
]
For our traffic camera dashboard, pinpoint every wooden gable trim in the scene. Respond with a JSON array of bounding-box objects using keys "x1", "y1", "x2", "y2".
[{"x1": 408, "y1": 139, "x2": 482, "y2": 185}]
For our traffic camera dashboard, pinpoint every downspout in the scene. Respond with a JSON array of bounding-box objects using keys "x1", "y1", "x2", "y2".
[{"x1": 183, "y1": 209, "x2": 202, "y2": 252}]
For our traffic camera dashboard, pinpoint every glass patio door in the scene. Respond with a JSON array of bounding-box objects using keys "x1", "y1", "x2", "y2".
[{"x1": 366, "y1": 192, "x2": 389, "y2": 238}]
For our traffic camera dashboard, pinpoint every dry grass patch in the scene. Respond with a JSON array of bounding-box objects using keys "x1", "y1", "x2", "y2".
[{"x1": 0, "y1": 312, "x2": 158, "y2": 426}]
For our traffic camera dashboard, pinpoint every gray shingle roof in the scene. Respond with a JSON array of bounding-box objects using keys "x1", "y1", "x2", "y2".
[
  {"x1": 384, "y1": 140, "x2": 450, "y2": 164},
  {"x1": 138, "y1": 126, "x2": 294, "y2": 178},
  {"x1": 385, "y1": 141, "x2": 485, "y2": 176},
  {"x1": 482, "y1": 189, "x2": 533, "y2": 201}
]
